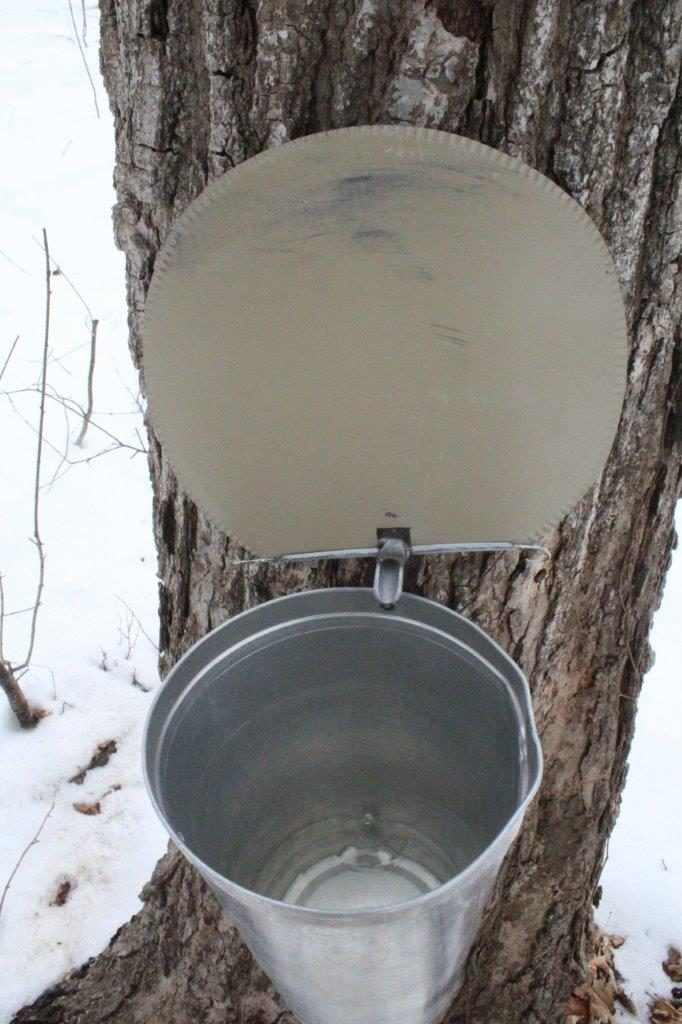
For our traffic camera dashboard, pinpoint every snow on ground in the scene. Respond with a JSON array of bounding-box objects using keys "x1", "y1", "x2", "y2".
[
  {"x1": 0, "y1": 2, "x2": 166, "y2": 1018},
  {"x1": 0, "y1": 3, "x2": 679, "y2": 1022},
  {"x1": 596, "y1": 523, "x2": 682, "y2": 1019}
]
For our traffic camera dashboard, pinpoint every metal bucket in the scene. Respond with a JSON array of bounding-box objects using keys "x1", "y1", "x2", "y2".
[{"x1": 144, "y1": 589, "x2": 542, "y2": 1024}]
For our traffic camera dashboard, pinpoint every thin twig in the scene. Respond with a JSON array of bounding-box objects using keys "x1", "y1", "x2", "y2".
[
  {"x1": 47, "y1": 386, "x2": 72, "y2": 488},
  {"x1": 47, "y1": 444, "x2": 144, "y2": 487},
  {"x1": 115, "y1": 596, "x2": 159, "y2": 652},
  {"x1": 31, "y1": 235, "x2": 94, "y2": 321},
  {"x1": 117, "y1": 607, "x2": 140, "y2": 660},
  {"x1": 75, "y1": 318, "x2": 98, "y2": 446},
  {"x1": 134, "y1": 426, "x2": 147, "y2": 452},
  {"x1": 0, "y1": 336, "x2": 20, "y2": 383},
  {"x1": 48, "y1": 339, "x2": 90, "y2": 364},
  {"x1": 20, "y1": 662, "x2": 57, "y2": 700},
  {"x1": 0, "y1": 249, "x2": 30, "y2": 276},
  {"x1": 0, "y1": 802, "x2": 55, "y2": 921},
  {"x1": 67, "y1": 0, "x2": 100, "y2": 118},
  {"x1": 3, "y1": 386, "x2": 134, "y2": 494},
  {"x1": 3, "y1": 390, "x2": 74, "y2": 468},
  {"x1": 15, "y1": 229, "x2": 50, "y2": 672},
  {"x1": 50, "y1": 264, "x2": 92, "y2": 320},
  {"x1": 80, "y1": 0, "x2": 87, "y2": 44},
  {"x1": 4, "y1": 387, "x2": 147, "y2": 460},
  {"x1": 113, "y1": 367, "x2": 147, "y2": 417},
  {"x1": 1, "y1": 605, "x2": 40, "y2": 619}
]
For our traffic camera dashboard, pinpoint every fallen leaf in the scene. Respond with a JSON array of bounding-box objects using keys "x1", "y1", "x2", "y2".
[
  {"x1": 591, "y1": 991, "x2": 615, "y2": 1023},
  {"x1": 73, "y1": 801, "x2": 101, "y2": 816},
  {"x1": 69, "y1": 740, "x2": 117, "y2": 785},
  {"x1": 51, "y1": 880, "x2": 71, "y2": 906},
  {"x1": 610, "y1": 935, "x2": 625, "y2": 949},
  {"x1": 616, "y1": 990, "x2": 637, "y2": 1015},
  {"x1": 567, "y1": 928, "x2": 627, "y2": 1024},
  {"x1": 567, "y1": 993, "x2": 590, "y2": 1023},
  {"x1": 663, "y1": 949, "x2": 682, "y2": 984},
  {"x1": 650, "y1": 998, "x2": 682, "y2": 1023}
]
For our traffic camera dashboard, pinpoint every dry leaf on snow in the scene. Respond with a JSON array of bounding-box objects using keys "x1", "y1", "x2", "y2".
[
  {"x1": 69, "y1": 739, "x2": 117, "y2": 785},
  {"x1": 663, "y1": 949, "x2": 682, "y2": 984},
  {"x1": 73, "y1": 801, "x2": 101, "y2": 815},
  {"x1": 566, "y1": 929, "x2": 634, "y2": 1024},
  {"x1": 50, "y1": 880, "x2": 71, "y2": 906},
  {"x1": 650, "y1": 998, "x2": 682, "y2": 1023}
]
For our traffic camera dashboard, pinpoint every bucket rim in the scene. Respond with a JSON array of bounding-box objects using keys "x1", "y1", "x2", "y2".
[{"x1": 142, "y1": 587, "x2": 543, "y2": 920}]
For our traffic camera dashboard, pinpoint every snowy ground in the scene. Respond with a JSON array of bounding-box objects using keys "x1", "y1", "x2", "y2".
[
  {"x1": 0, "y1": 3, "x2": 679, "y2": 1022},
  {"x1": 0, "y1": 2, "x2": 166, "y2": 1017},
  {"x1": 595, "y1": 552, "x2": 682, "y2": 1018}
]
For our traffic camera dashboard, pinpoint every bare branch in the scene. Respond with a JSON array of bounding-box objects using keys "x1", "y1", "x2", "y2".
[
  {"x1": 2, "y1": 389, "x2": 73, "y2": 468},
  {"x1": 113, "y1": 363, "x2": 147, "y2": 416},
  {"x1": 0, "y1": 802, "x2": 55, "y2": 921},
  {"x1": 15, "y1": 229, "x2": 50, "y2": 673},
  {"x1": 48, "y1": 339, "x2": 90, "y2": 364},
  {"x1": 67, "y1": 0, "x2": 100, "y2": 118},
  {"x1": 115, "y1": 595, "x2": 159, "y2": 652},
  {"x1": 20, "y1": 662, "x2": 57, "y2": 700},
  {"x1": 47, "y1": 385, "x2": 72, "y2": 488},
  {"x1": 80, "y1": 0, "x2": 87, "y2": 44},
  {"x1": 55, "y1": 389, "x2": 147, "y2": 454},
  {"x1": 0, "y1": 233, "x2": 144, "y2": 723},
  {"x1": 0, "y1": 605, "x2": 41, "y2": 619},
  {"x1": 0, "y1": 336, "x2": 20, "y2": 383},
  {"x1": 134, "y1": 426, "x2": 147, "y2": 452},
  {"x1": 75, "y1": 318, "x2": 98, "y2": 447},
  {"x1": 117, "y1": 606, "x2": 140, "y2": 660},
  {"x1": 0, "y1": 249, "x2": 30, "y2": 276},
  {"x1": 3, "y1": 386, "x2": 147, "y2": 469},
  {"x1": 31, "y1": 235, "x2": 94, "y2": 322}
]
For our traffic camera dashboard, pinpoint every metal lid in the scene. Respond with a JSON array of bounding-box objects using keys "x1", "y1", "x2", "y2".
[{"x1": 144, "y1": 126, "x2": 626, "y2": 557}]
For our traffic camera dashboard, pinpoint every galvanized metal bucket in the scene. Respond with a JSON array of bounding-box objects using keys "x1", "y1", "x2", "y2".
[{"x1": 144, "y1": 588, "x2": 542, "y2": 1024}]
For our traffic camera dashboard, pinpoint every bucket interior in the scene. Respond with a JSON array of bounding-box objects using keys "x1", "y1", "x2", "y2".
[{"x1": 152, "y1": 616, "x2": 528, "y2": 910}]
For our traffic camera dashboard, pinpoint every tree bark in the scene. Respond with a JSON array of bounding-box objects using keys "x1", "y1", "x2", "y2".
[{"x1": 14, "y1": 1, "x2": 681, "y2": 1022}]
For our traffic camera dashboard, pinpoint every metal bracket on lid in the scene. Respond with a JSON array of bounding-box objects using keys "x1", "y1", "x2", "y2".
[
  {"x1": 233, "y1": 540, "x2": 551, "y2": 574},
  {"x1": 373, "y1": 528, "x2": 412, "y2": 609},
  {"x1": 233, "y1": 533, "x2": 550, "y2": 609}
]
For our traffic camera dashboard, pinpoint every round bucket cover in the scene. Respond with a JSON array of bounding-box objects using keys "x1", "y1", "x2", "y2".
[{"x1": 144, "y1": 126, "x2": 626, "y2": 556}]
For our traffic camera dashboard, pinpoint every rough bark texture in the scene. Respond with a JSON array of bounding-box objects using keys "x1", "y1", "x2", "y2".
[
  {"x1": 14, "y1": 1, "x2": 681, "y2": 1023},
  {"x1": 0, "y1": 661, "x2": 43, "y2": 729}
]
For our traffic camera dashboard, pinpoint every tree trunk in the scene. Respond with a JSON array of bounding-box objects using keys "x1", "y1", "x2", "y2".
[{"x1": 14, "y1": 1, "x2": 680, "y2": 1022}]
